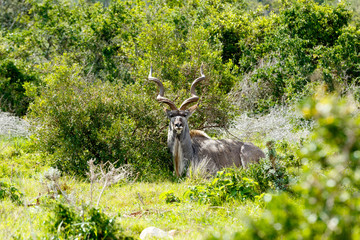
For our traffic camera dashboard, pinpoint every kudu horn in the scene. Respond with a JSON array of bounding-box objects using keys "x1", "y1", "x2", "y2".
[
  {"x1": 148, "y1": 65, "x2": 178, "y2": 110},
  {"x1": 179, "y1": 65, "x2": 205, "y2": 110},
  {"x1": 148, "y1": 65, "x2": 205, "y2": 111}
]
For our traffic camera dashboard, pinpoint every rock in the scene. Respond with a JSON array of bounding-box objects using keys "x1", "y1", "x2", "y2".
[
  {"x1": 140, "y1": 226, "x2": 173, "y2": 239},
  {"x1": 168, "y1": 230, "x2": 177, "y2": 237}
]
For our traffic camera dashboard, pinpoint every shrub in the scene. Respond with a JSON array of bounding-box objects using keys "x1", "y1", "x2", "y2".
[
  {"x1": 27, "y1": 62, "x2": 172, "y2": 180},
  {"x1": 186, "y1": 169, "x2": 262, "y2": 206},
  {"x1": 0, "y1": 59, "x2": 38, "y2": 116},
  {"x1": 0, "y1": 181, "x2": 23, "y2": 205},
  {"x1": 228, "y1": 0, "x2": 355, "y2": 113},
  {"x1": 44, "y1": 198, "x2": 133, "y2": 239},
  {"x1": 217, "y1": 91, "x2": 360, "y2": 240},
  {"x1": 159, "y1": 190, "x2": 181, "y2": 204},
  {"x1": 245, "y1": 158, "x2": 290, "y2": 192}
]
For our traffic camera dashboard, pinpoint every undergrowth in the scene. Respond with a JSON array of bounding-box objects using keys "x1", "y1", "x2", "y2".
[
  {"x1": 0, "y1": 181, "x2": 23, "y2": 205},
  {"x1": 43, "y1": 196, "x2": 133, "y2": 240}
]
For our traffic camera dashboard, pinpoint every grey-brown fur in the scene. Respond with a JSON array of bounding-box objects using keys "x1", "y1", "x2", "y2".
[
  {"x1": 166, "y1": 109, "x2": 265, "y2": 176},
  {"x1": 149, "y1": 65, "x2": 265, "y2": 177}
]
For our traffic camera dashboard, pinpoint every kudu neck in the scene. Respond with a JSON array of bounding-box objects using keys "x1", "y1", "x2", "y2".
[{"x1": 168, "y1": 122, "x2": 194, "y2": 176}]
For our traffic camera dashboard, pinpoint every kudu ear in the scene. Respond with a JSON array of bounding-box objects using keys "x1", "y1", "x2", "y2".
[
  {"x1": 186, "y1": 104, "x2": 198, "y2": 117},
  {"x1": 164, "y1": 108, "x2": 172, "y2": 118}
]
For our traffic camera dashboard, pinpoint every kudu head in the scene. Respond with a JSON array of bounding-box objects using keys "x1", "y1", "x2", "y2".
[{"x1": 148, "y1": 65, "x2": 205, "y2": 136}]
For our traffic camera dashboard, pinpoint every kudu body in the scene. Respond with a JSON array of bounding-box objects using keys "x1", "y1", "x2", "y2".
[{"x1": 149, "y1": 66, "x2": 265, "y2": 177}]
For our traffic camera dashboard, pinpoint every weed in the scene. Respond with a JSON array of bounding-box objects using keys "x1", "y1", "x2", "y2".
[
  {"x1": 44, "y1": 197, "x2": 133, "y2": 240},
  {"x1": 244, "y1": 158, "x2": 290, "y2": 192},
  {"x1": 0, "y1": 181, "x2": 23, "y2": 205},
  {"x1": 159, "y1": 190, "x2": 181, "y2": 204},
  {"x1": 186, "y1": 169, "x2": 261, "y2": 206},
  {"x1": 87, "y1": 159, "x2": 132, "y2": 207}
]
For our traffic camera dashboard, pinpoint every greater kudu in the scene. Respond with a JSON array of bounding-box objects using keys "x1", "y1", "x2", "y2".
[{"x1": 149, "y1": 66, "x2": 265, "y2": 177}]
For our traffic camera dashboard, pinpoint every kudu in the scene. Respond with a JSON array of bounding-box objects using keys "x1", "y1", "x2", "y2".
[{"x1": 149, "y1": 66, "x2": 265, "y2": 177}]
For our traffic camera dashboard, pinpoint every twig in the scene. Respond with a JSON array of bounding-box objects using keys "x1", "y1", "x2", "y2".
[
  {"x1": 96, "y1": 178, "x2": 108, "y2": 208},
  {"x1": 137, "y1": 192, "x2": 145, "y2": 206}
]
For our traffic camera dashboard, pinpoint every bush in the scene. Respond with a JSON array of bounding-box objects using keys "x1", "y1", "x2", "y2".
[
  {"x1": 27, "y1": 61, "x2": 172, "y2": 180},
  {"x1": 159, "y1": 190, "x2": 181, "y2": 204},
  {"x1": 228, "y1": 0, "x2": 355, "y2": 113},
  {"x1": 44, "y1": 197, "x2": 133, "y2": 239},
  {"x1": 0, "y1": 59, "x2": 38, "y2": 116},
  {"x1": 245, "y1": 158, "x2": 290, "y2": 192},
  {"x1": 217, "y1": 91, "x2": 360, "y2": 239},
  {"x1": 0, "y1": 181, "x2": 23, "y2": 205},
  {"x1": 186, "y1": 169, "x2": 262, "y2": 206}
]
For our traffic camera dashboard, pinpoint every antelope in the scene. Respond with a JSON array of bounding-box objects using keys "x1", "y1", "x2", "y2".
[{"x1": 149, "y1": 65, "x2": 265, "y2": 177}]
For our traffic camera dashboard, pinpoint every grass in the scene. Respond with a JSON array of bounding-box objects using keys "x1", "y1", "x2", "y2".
[
  {"x1": 0, "y1": 136, "x2": 46, "y2": 179},
  {"x1": 0, "y1": 137, "x2": 264, "y2": 240}
]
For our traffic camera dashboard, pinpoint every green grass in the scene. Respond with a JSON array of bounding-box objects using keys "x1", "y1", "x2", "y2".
[
  {"x1": 0, "y1": 137, "x2": 264, "y2": 240},
  {"x1": 0, "y1": 136, "x2": 47, "y2": 178}
]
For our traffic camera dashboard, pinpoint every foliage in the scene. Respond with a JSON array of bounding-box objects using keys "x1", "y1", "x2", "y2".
[
  {"x1": 221, "y1": 92, "x2": 360, "y2": 239},
  {"x1": 0, "y1": 0, "x2": 359, "y2": 179},
  {"x1": 44, "y1": 197, "x2": 133, "y2": 240},
  {"x1": 0, "y1": 181, "x2": 23, "y2": 205},
  {"x1": 159, "y1": 190, "x2": 181, "y2": 204},
  {"x1": 0, "y1": 0, "x2": 31, "y2": 30},
  {"x1": 0, "y1": 59, "x2": 38, "y2": 116},
  {"x1": 245, "y1": 157, "x2": 290, "y2": 192},
  {"x1": 27, "y1": 61, "x2": 172, "y2": 180},
  {"x1": 0, "y1": 136, "x2": 46, "y2": 179},
  {"x1": 186, "y1": 169, "x2": 262, "y2": 206},
  {"x1": 229, "y1": 0, "x2": 357, "y2": 113},
  {"x1": 282, "y1": 0, "x2": 351, "y2": 47}
]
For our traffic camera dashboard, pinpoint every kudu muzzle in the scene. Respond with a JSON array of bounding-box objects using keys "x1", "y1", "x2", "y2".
[{"x1": 173, "y1": 117, "x2": 184, "y2": 134}]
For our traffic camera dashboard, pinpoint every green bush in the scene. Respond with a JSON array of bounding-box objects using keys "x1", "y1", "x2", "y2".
[
  {"x1": 27, "y1": 61, "x2": 172, "y2": 180},
  {"x1": 218, "y1": 92, "x2": 360, "y2": 239},
  {"x1": 159, "y1": 190, "x2": 181, "y2": 204},
  {"x1": 0, "y1": 59, "x2": 38, "y2": 116},
  {"x1": 245, "y1": 158, "x2": 290, "y2": 192},
  {"x1": 0, "y1": 181, "x2": 23, "y2": 205},
  {"x1": 228, "y1": 0, "x2": 355, "y2": 113},
  {"x1": 282, "y1": 0, "x2": 351, "y2": 47},
  {"x1": 186, "y1": 169, "x2": 262, "y2": 206},
  {"x1": 44, "y1": 197, "x2": 133, "y2": 239}
]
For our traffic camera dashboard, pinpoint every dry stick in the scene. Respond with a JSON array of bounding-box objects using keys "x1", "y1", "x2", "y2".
[
  {"x1": 87, "y1": 159, "x2": 99, "y2": 206},
  {"x1": 137, "y1": 192, "x2": 145, "y2": 206},
  {"x1": 90, "y1": 180, "x2": 94, "y2": 205},
  {"x1": 54, "y1": 181, "x2": 72, "y2": 205},
  {"x1": 96, "y1": 178, "x2": 108, "y2": 208}
]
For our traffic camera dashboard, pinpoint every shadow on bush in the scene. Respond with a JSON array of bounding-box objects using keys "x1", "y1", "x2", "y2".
[{"x1": 28, "y1": 62, "x2": 172, "y2": 181}]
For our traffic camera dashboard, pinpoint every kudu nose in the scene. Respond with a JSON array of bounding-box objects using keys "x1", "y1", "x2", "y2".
[{"x1": 175, "y1": 122, "x2": 182, "y2": 128}]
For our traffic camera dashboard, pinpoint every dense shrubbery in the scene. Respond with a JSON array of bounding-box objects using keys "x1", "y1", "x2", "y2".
[
  {"x1": 230, "y1": 0, "x2": 358, "y2": 113},
  {"x1": 0, "y1": 59, "x2": 38, "y2": 116},
  {"x1": 0, "y1": 0, "x2": 359, "y2": 178},
  {"x1": 186, "y1": 169, "x2": 262, "y2": 205},
  {"x1": 27, "y1": 60, "x2": 172, "y2": 179},
  {"x1": 184, "y1": 155, "x2": 291, "y2": 206},
  {"x1": 0, "y1": 181, "x2": 23, "y2": 205},
  {"x1": 245, "y1": 157, "x2": 290, "y2": 192},
  {"x1": 216, "y1": 92, "x2": 360, "y2": 239},
  {"x1": 44, "y1": 197, "x2": 133, "y2": 239}
]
